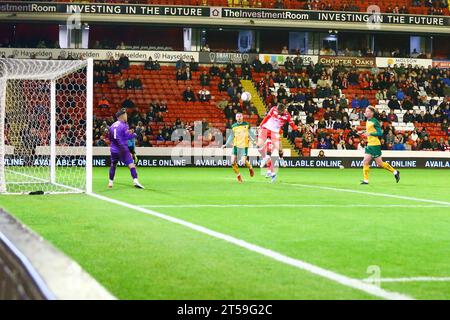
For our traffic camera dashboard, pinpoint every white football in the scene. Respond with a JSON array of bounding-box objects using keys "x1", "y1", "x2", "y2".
[{"x1": 241, "y1": 92, "x2": 252, "y2": 102}]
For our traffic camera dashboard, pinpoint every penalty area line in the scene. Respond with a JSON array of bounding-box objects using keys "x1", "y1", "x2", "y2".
[
  {"x1": 138, "y1": 204, "x2": 450, "y2": 209},
  {"x1": 88, "y1": 192, "x2": 413, "y2": 300},
  {"x1": 280, "y1": 182, "x2": 450, "y2": 206},
  {"x1": 362, "y1": 277, "x2": 450, "y2": 283}
]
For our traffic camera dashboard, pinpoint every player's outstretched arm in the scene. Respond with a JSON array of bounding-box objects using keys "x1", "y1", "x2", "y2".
[{"x1": 222, "y1": 131, "x2": 234, "y2": 148}]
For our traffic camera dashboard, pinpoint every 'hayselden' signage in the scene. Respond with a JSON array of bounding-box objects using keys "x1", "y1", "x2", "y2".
[
  {"x1": 0, "y1": 48, "x2": 199, "y2": 62},
  {"x1": 0, "y1": 2, "x2": 449, "y2": 27}
]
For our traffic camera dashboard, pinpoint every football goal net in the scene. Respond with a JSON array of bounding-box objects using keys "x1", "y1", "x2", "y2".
[{"x1": 0, "y1": 58, "x2": 93, "y2": 194}]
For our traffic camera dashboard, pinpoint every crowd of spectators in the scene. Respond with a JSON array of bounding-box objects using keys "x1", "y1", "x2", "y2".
[
  {"x1": 247, "y1": 54, "x2": 449, "y2": 151},
  {"x1": 90, "y1": 49, "x2": 449, "y2": 152}
]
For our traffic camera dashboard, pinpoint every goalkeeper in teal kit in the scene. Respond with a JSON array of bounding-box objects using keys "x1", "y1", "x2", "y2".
[{"x1": 128, "y1": 137, "x2": 139, "y2": 165}]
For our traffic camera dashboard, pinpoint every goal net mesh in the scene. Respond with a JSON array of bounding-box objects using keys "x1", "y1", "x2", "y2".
[{"x1": 0, "y1": 59, "x2": 91, "y2": 194}]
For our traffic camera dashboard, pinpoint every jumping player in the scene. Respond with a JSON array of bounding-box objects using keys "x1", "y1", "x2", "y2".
[
  {"x1": 108, "y1": 109, "x2": 144, "y2": 189},
  {"x1": 360, "y1": 106, "x2": 400, "y2": 185},
  {"x1": 258, "y1": 104, "x2": 299, "y2": 182},
  {"x1": 223, "y1": 113, "x2": 255, "y2": 183}
]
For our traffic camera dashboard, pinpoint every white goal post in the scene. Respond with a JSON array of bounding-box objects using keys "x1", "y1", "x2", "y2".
[{"x1": 0, "y1": 58, "x2": 93, "y2": 194}]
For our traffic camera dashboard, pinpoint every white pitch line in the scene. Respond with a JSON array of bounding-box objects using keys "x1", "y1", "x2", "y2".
[
  {"x1": 138, "y1": 204, "x2": 450, "y2": 209},
  {"x1": 363, "y1": 277, "x2": 450, "y2": 283},
  {"x1": 89, "y1": 192, "x2": 413, "y2": 300},
  {"x1": 280, "y1": 182, "x2": 450, "y2": 206}
]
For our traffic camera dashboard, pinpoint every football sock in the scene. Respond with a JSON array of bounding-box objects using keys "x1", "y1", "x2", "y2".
[
  {"x1": 381, "y1": 162, "x2": 396, "y2": 174},
  {"x1": 130, "y1": 167, "x2": 138, "y2": 179},
  {"x1": 363, "y1": 164, "x2": 370, "y2": 182},
  {"x1": 232, "y1": 163, "x2": 240, "y2": 175},
  {"x1": 267, "y1": 159, "x2": 274, "y2": 172},
  {"x1": 109, "y1": 165, "x2": 116, "y2": 181},
  {"x1": 245, "y1": 161, "x2": 252, "y2": 169}
]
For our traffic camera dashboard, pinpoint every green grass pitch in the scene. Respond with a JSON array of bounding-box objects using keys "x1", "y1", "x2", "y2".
[{"x1": 1, "y1": 167, "x2": 450, "y2": 299}]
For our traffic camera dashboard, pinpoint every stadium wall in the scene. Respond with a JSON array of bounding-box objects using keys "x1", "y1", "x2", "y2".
[
  {"x1": 0, "y1": 48, "x2": 437, "y2": 69},
  {"x1": 92, "y1": 148, "x2": 450, "y2": 168},
  {"x1": 0, "y1": 209, "x2": 116, "y2": 300}
]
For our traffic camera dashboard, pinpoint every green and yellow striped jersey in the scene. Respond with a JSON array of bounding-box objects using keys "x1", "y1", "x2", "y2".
[{"x1": 366, "y1": 118, "x2": 382, "y2": 146}]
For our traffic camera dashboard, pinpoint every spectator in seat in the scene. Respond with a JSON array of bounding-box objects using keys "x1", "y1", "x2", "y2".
[
  {"x1": 248, "y1": 103, "x2": 258, "y2": 116},
  {"x1": 133, "y1": 77, "x2": 143, "y2": 90},
  {"x1": 306, "y1": 112, "x2": 315, "y2": 125},
  {"x1": 218, "y1": 79, "x2": 228, "y2": 92},
  {"x1": 318, "y1": 137, "x2": 329, "y2": 149},
  {"x1": 124, "y1": 77, "x2": 133, "y2": 90},
  {"x1": 224, "y1": 104, "x2": 234, "y2": 120},
  {"x1": 438, "y1": 137, "x2": 447, "y2": 151},
  {"x1": 388, "y1": 96, "x2": 401, "y2": 110},
  {"x1": 159, "y1": 101, "x2": 168, "y2": 113},
  {"x1": 241, "y1": 60, "x2": 252, "y2": 80},
  {"x1": 252, "y1": 56, "x2": 263, "y2": 73},
  {"x1": 153, "y1": 60, "x2": 161, "y2": 70},
  {"x1": 185, "y1": 67, "x2": 193, "y2": 81},
  {"x1": 200, "y1": 71, "x2": 211, "y2": 86},
  {"x1": 379, "y1": 111, "x2": 388, "y2": 122},
  {"x1": 415, "y1": 111, "x2": 425, "y2": 123},
  {"x1": 410, "y1": 130, "x2": 419, "y2": 142},
  {"x1": 156, "y1": 130, "x2": 165, "y2": 142},
  {"x1": 403, "y1": 110, "x2": 415, "y2": 123},
  {"x1": 122, "y1": 96, "x2": 135, "y2": 109},
  {"x1": 141, "y1": 136, "x2": 152, "y2": 147},
  {"x1": 351, "y1": 95, "x2": 360, "y2": 109},
  {"x1": 183, "y1": 86, "x2": 196, "y2": 102},
  {"x1": 262, "y1": 60, "x2": 273, "y2": 72},
  {"x1": 198, "y1": 88, "x2": 211, "y2": 102},
  {"x1": 277, "y1": 85, "x2": 288, "y2": 100},
  {"x1": 176, "y1": 69, "x2": 186, "y2": 81},
  {"x1": 209, "y1": 63, "x2": 220, "y2": 77},
  {"x1": 348, "y1": 126, "x2": 360, "y2": 139},
  {"x1": 396, "y1": 88, "x2": 405, "y2": 101},
  {"x1": 345, "y1": 138, "x2": 356, "y2": 150},
  {"x1": 118, "y1": 54, "x2": 130, "y2": 70},
  {"x1": 189, "y1": 57, "x2": 199, "y2": 72},
  {"x1": 201, "y1": 44, "x2": 210, "y2": 52},
  {"x1": 430, "y1": 138, "x2": 439, "y2": 151},
  {"x1": 402, "y1": 98, "x2": 413, "y2": 110},
  {"x1": 144, "y1": 57, "x2": 155, "y2": 70},
  {"x1": 375, "y1": 90, "x2": 385, "y2": 101},
  {"x1": 333, "y1": 118, "x2": 343, "y2": 130},
  {"x1": 392, "y1": 137, "x2": 406, "y2": 151},
  {"x1": 275, "y1": 0, "x2": 285, "y2": 9},
  {"x1": 155, "y1": 112, "x2": 164, "y2": 123},
  {"x1": 387, "y1": 109, "x2": 398, "y2": 122},
  {"x1": 146, "y1": 106, "x2": 156, "y2": 122},
  {"x1": 97, "y1": 96, "x2": 110, "y2": 109},
  {"x1": 116, "y1": 76, "x2": 125, "y2": 89},
  {"x1": 176, "y1": 58, "x2": 186, "y2": 70},
  {"x1": 420, "y1": 136, "x2": 433, "y2": 151},
  {"x1": 339, "y1": 94, "x2": 348, "y2": 108},
  {"x1": 423, "y1": 110, "x2": 433, "y2": 123},
  {"x1": 359, "y1": 95, "x2": 369, "y2": 109}
]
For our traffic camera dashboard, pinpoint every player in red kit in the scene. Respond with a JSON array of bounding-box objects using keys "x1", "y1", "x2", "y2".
[{"x1": 257, "y1": 104, "x2": 299, "y2": 182}]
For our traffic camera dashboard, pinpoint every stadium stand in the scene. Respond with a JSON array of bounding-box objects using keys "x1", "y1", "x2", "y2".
[
  {"x1": 91, "y1": 55, "x2": 449, "y2": 155},
  {"x1": 93, "y1": 61, "x2": 259, "y2": 147}
]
